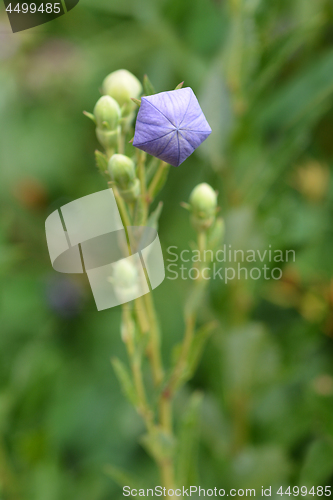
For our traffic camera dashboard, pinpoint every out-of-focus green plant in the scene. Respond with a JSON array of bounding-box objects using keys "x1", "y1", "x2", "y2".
[
  {"x1": 1, "y1": 0, "x2": 333, "y2": 498},
  {"x1": 84, "y1": 70, "x2": 222, "y2": 497}
]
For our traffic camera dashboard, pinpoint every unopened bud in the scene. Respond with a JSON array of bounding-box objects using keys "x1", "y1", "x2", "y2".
[
  {"x1": 94, "y1": 96, "x2": 121, "y2": 151},
  {"x1": 94, "y1": 95, "x2": 120, "y2": 130},
  {"x1": 108, "y1": 154, "x2": 140, "y2": 203},
  {"x1": 109, "y1": 259, "x2": 140, "y2": 303},
  {"x1": 102, "y1": 69, "x2": 142, "y2": 116},
  {"x1": 189, "y1": 183, "x2": 217, "y2": 232},
  {"x1": 108, "y1": 154, "x2": 135, "y2": 188}
]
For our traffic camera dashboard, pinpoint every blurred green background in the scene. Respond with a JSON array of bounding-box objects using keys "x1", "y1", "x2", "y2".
[{"x1": 1, "y1": 0, "x2": 333, "y2": 498}]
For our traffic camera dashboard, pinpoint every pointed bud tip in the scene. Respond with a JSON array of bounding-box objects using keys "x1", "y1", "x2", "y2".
[
  {"x1": 175, "y1": 81, "x2": 184, "y2": 90},
  {"x1": 83, "y1": 111, "x2": 96, "y2": 123},
  {"x1": 131, "y1": 97, "x2": 141, "y2": 106}
]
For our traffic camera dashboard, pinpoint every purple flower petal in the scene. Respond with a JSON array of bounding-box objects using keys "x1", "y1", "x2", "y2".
[{"x1": 133, "y1": 87, "x2": 211, "y2": 167}]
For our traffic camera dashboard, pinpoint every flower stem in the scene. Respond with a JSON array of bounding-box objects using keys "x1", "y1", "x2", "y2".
[
  {"x1": 143, "y1": 291, "x2": 164, "y2": 387},
  {"x1": 147, "y1": 160, "x2": 169, "y2": 201},
  {"x1": 160, "y1": 459, "x2": 176, "y2": 499},
  {"x1": 137, "y1": 151, "x2": 148, "y2": 221},
  {"x1": 167, "y1": 314, "x2": 196, "y2": 396},
  {"x1": 122, "y1": 306, "x2": 153, "y2": 431}
]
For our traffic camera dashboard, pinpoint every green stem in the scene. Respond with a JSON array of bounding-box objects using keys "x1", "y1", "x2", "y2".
[
  {"x1": 167, "y1": 314, "x2": 196, "y2": 396},
  {"x1": 122, "y1": 306, "x2": 153, "y2": 431},
  {"x1": 147, "y1": 160, "x2": 168, "y2": 201},
  {"x1": 143, "y1": 292, "x2": 164, "y2": 387},
  {"x1": 160, "y1": 459, "x2": 176, "y2": 499},
  {"x1": 110, "y1": 182, "x2": 132, "y2": 227},
  {"x1": 137, "y1": 151, "x2": 148, "y2": 221},
  {"x1": 117, "y1": 130, "x2": 126, "y2": 155}
]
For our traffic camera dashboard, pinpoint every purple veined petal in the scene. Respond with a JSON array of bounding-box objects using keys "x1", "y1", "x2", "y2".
[
  {"x1": 133, "y1": 87, "x2": 211, "y2": 167},
  {"x1": 133, "y1": 100, "x2": 175, "y2": 146},
  {"x1": 134, "y1": 121, "x2": 175, "y2": 147},
  {"x1": 179, "y1": 94, "x2": 212, "y2": 134},
  {"x1": 155, "y1": 131, "x2": 180, "y2": 166},
  {"x1": 135, "y1": 130, "x2": 178, "y2": 164},
  {"x1": 177, "y1": 131, "x2": 195, "y2": 165},
  {"x1": 146, "y1": 87, "x2": 192, "y2": 128}
]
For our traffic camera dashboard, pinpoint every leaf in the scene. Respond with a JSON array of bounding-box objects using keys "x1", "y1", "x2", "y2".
[
  {"x1": 184, "y1": 280, "x2": 207, "y2": 318},
  {"x1": 170, "y1": 322, "x2": 216, "y2": 391},
  {"x1": 148, "y1": 162, "x2": 170, "y2": 201},
  {"x1": 133, "y1": 196, "x2": 147, "y2": 226},
  {"x1": 131, "y1": 97, "x2": 141, "y2": 107},
  {"x1": 255, "y1": 49, "x2": 333, "y2": 131},
  {"x1": 83, "y1": 111, "x2": 96, "y2": 123},
  {"x1": 146, "y1": 201, "x2": 163, "y2": 230},
  {"x1": 104, "y1": 464, "x2": 139, "y2": 490},
  {"x1": 207, "y1": 217, "x2": 225, "y2": 251},
  {"x1": 232, "y1": 446, "x2": 291, "y2": 489},
  {"x1": 140, "y1": 428, "x2": 176, "y2": 463},
  {"x1": 198, "y1": 63, "x2": 234, "y2": 168},
  {"x1": 186, "y1": 322, "x2": 216, "y2": 380},
  {"x1": 146, "y1": 157, "x2": 159, "y2": 184},
  {"x1": 176, "y1": 392, "x2": 203, "y2": 487},
  {"x1": 143, "y1": 74, "x2": 156, "y2": 96},
  {"x1": 111, "y1": 357, "x2": 137, "y2": 406},
  {"x1": 95, "y1": 150, "x2": 108, "y2": 173},
  {"x1": 175, "y1": 81, "x2": 184, "y2": 90},
  {"x1": 223, "y1": 323, "x2": 279, "y2": 394},
  {"x1": 299, "y1": 439, "x2": 333, "y2": 486}
]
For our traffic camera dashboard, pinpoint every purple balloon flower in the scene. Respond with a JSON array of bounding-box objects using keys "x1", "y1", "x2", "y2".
[{"x1": 133, "y1": 87, "x2": 211, "y2": 167}]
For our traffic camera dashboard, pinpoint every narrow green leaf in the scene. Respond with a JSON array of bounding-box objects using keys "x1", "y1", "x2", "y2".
[
  {"x1": 95, "y1": 150, "x2": 108, "y2": 174},
  {"x1": 104, "y1": 465, "x2": 139, "y2": 490},
  {"x1": 83, "y1": 111, "x2": 96, "y2": 123},
  {"x1": 143, "y1": 75, "x2": 156, "y2": 96},
  {"x1": 140, "y1": 428, "x2": 176, "y2": 463},
  {"x1": 184, "y1": 280, "x2": 206, "y2": 318},
  {"x1": 255, "y1": 49, "x2": 333, "y2": 131},
  {"x1": 131, "y1": 97, "x2": 141, "y2": 107},
  {"x1": 111, "y1": 357, "x2": 137, "y2": 406},
  {"x1": 146, "y1": 157, "x2": 159, "y2": 184},
  {"x1": 176, "y1": 392, "x2": 203, "y2": 487},
  {"x1": 300, "y1": 439, "x2": 333, "y2": 486},
  {"x1": 207, "y1": 217, "x2": 225, "y2": 251},
  {"x1": 133, "y1": 196, "x2": 147, "y2": 226},
  {"x1": 146, "y1": 202, "x2": 163, "y2": 230},
  {"x1": 175, "y1": 81, "x2": 184, "y2": 90},
  {"x1": 170, "y1": 322, "x2": 216, "y2": 391},
  {"x1": 186, "y1": 322, "x2": 216, "y2": 380},
  {"x1": 148, "y1": 162, "x2": 170, "y2": 200}
]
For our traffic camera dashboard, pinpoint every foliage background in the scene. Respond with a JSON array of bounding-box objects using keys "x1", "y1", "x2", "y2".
[{"x1": 1, "y1": 0, "x2": 333, "y2": 498}]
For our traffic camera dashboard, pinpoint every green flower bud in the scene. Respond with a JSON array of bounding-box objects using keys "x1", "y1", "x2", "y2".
[
  {"x1": 102, "y1": 69, "x2": 142, "y2": 116},
  {"x1": 94, "y1": 96, "x2": 121, "y2": 151},
  {"x1": 189, "y1": 183, "x2": 218, "y2": 232},
  {"x1": 94, "y1": 95, "x2": 121, "y2": 130},
  {"x1": 112, "y1": 259, "x2": 139, "y2": 288},
  {"x1": 108, "y1": 154, "x2": 135, "y2": 188},
  {"x1": 117, "y1": 179, "x2": 140, "y2": 204},
  {"x1": 109, "y1": 259, "x2": 140, "y2": 303},
  {"x1": 108, "y1": 154, "x2": 140, "y2": 203}
]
